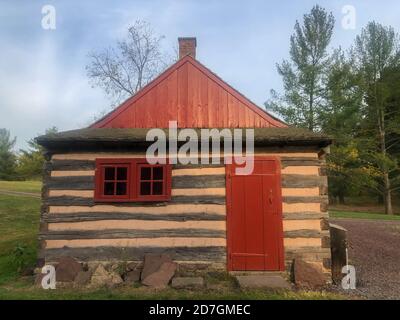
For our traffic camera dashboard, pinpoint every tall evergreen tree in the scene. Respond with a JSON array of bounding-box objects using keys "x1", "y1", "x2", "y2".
[
  {"x1": 321, "y1": 49, "x2": 364, "y2": 204},
  {"x1": 353, "y1": 21, "x2": 400, "y2": 214},
  {"x1": 266, "y1": 5, "x2": 335, "y2": 131},
  {"x1": 0, "y1": 128, "x2": 17, "y2": 180}
]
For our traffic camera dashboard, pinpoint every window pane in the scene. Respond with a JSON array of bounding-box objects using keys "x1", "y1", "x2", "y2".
[
  {"x1": 153, "y1": 167, "x2": 163, "y2": 180},
  {"x1": 104, "y1": 167, "x2": 115, "y2": 180},
  {"x1": 117, "y1": 167, "x2": 127, "y2": 180},
  {"x1": 104, "y1": 182, "x2": 114, "y2": 195},
  {"x1": 140, "y1": 182, "x2": 151, "y2": 195},
  {"x1": 140, "y1": 167, "x2": 151, "y2": 180},
  {"x1": 116, "y1": 182, "x2": 127, "y2": 195},
  {"x1": 153, "y1": 181, "x2": 163, "y2": 195}
]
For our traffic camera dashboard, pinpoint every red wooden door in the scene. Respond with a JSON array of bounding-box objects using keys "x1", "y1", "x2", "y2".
[{"x1": 226, "y1": 158, "x2": 284, "y2": 271}]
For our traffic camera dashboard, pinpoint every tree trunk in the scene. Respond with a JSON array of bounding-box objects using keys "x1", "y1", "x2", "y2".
[
  {"x1": 384, "y1": 173, "x2": 393, "y2": 215},
  {"x1": 338, "y1": 193, "x2": 345, "y2": 205},
  {"x1": 375, "y1": 81, "x2": 393, "y2": 215},
  {"x1": 379, "y1": 129, "x2": 393, "y2": 215}
]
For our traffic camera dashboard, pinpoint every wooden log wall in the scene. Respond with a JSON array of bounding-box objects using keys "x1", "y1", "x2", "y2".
[
  {"x1": 40, "y1": 154, "x2": 227, "y2": 265},
  {"x1": 39, "y1": 150, "x2": 331, "y2": 274},
  {"x1": 280, "y1": 152, "x2": 331, "y2": 274}
]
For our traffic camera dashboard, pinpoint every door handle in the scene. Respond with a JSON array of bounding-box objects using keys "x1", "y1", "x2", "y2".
[{"x1": 268, "y1": 189, "x2": 273, "y2": 204}]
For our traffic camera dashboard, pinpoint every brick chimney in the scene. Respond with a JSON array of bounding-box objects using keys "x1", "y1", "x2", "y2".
[{"x1": 178, "y1": 37, "x2": 196, "y2": 59}]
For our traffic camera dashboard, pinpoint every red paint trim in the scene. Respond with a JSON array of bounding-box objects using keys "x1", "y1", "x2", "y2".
[
  {"x1": 274, "y1": 157, "x2": 285, "y2": 271},
  {"x1": 225, "y1": 163, "x2": 233, "y2": 271},
  {"x1": 135, "y1": 163, "x2": 172, "y2": 202},
  {"x1": 94, "y1": 158, "x2": 171, "y2": 203},
  {"x1": 225, "y1": 156, "x2": 285, "y2": 271}
]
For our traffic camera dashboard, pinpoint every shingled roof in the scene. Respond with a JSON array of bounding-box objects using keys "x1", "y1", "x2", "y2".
[{"x1": 36, "y1": 127, "x2": 332, "y2": 149}]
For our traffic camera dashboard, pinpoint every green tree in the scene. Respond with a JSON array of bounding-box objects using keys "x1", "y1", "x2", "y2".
[
  {"x1": 353, "y1": 22, "x2": 400, "y2": 214},
  {"x1": 0, "y1": 128, "x2": 17, "y2": 180},
  {"x1": 266, "y1": 5, "x2": 335, "y2": 131},
  {"x1": 16, "y1": 127, "x2": 58, "y2": 180},
  {"x1": 319, "y1": 50, "x2": 364, "y2": 203}
]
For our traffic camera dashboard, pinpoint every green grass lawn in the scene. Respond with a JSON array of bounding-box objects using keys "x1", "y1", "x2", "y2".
[
  {"x1": 0, "y1": 284, "x2": 344, "y2": 300},
  {"x1": 0, "y1": 181, "x2": 345, "y2": 300},
  {"x1": 330, "y1": 210, "x2": 400, "y2": 221},
  {"x1": 0, "y1": 194, "x2": 40, "y2": 286},
  {"x1": 0, "y1": 180, "x2": 42, "y2": 193}
]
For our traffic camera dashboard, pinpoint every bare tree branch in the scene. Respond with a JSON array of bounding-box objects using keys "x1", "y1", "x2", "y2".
[{"x1": 86, "y1": 20, "x2": 174, "y2": 108}]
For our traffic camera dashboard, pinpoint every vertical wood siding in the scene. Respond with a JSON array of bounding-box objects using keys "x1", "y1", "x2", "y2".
[{"x1": 91, "y1": 57, "x2": 285, "y2": 129}]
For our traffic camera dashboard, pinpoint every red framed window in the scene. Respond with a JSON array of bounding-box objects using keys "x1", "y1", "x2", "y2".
[
  {"x1": 94, "y1": 159, "x2": 171, "y2": 202},
  {"x1": 137, "y1": 164, "x2": 168, "y2": 200}
]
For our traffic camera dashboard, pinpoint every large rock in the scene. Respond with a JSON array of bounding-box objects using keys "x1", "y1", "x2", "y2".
[
  {"x1": 171, "y1": 277, "x2": 204, "y2": 289},
  {"x1": 126, "y1": 261, "x2": 141, "y2": 271},
  {"x1": 294, "y1": 258, "x2": 326, "y2": 289},
  {"x1": 142, "y1": 262, "x2": 177, "y2": 288},
  {"x1": 74, "y1": 270, "x2": 93, "y2": 287},
  {"x1": 330, "y1": 223, "x2": 348, "y2": 284},
  {"x1": 90, "y1": 264, "x2": 123, "y2": 288},
  {"x1": 141, "y1": 254, "x2": 172, "y2": 281},
  {"x1": 124, "y1": 270, "x2": 141, "y2": 284},
  {"x1": 56, "y1": 257, "x2": 82, "y2": 282},
  {"x1": 236, "y1": 275, "x2": 291, "y2": 290}
]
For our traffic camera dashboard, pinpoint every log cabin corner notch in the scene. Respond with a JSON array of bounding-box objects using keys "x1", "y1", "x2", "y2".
[{"x1": 36, "y1": 37, "x2": 333, "y2": 278}]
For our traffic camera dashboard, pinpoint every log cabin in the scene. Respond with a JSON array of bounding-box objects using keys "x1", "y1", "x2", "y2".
[{"x1": 36, "y1": 37, "x2": 332, "y2": 279}]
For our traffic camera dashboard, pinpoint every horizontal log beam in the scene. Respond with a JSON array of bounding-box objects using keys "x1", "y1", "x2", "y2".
[
  {"x1": 48, "y1": 159, "x2": 325, "y2": 170},
  {"x1": 281, "y1": 174, "x2": 327, "y2": 188},
  {"x1": 45, "y1": 160, "x2": 95, "y2": 171},
  {"x1": 47, "y1": 159, "x2": 226, "y2": 172},
  {"x1": 44, "y1": 246, "x2": 227, "y2": 262},
  {"x1": 173, "y1": 163, "x2": 224, "y2": 169},
  {"x1": 46, "y1": 195, "x2": 328, "y2": 206},
  {"x1": 284, "y1": 251, "x2": 331, "y2": 262},
  {"x1": 284, "y1": 229, "x2": 329, "y2": 238},
  {"x1": 280, "y1": 158, "x2": 323, "y2": 168},
  {"x1": 46, "y1": 195, "x2": 226, "y2": 206},
  {"x1": 46, "y1": 176, "x2": 94, "y2": 190},
  {"x1": 283, "y1": 212, "x2": 329, "y2": 220},
  {"x1": 172, "y1": 175, "x2": 225, "y2": 188},
  {"x1": 283, "y1": 196, "x2": 328, "y2": 204},
  {"x1": 284, "y1": 247, "x2": 331, "y2": 255},
  {"x1": 40, "y1": 228, "x2": 226, "y2": 240},
  {"x1": 170, "y1": 195, "x2": 225, "y2": 204},
  {"x1": 44, "y1": 212, "x2": 226, "y2": 223}
]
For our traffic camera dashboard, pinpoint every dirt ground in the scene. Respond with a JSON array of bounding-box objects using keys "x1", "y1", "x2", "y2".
[{"x1": 331, "y1": 218, "x2": 400, "y2": 300}]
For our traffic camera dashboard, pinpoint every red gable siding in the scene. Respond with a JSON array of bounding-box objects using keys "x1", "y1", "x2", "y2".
[{"x1": 91, "y1": 56, "x2": 286, "y2": 129}]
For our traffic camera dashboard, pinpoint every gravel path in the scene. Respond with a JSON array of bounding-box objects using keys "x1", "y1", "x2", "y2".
[
  {"x1": 0, "y1": 189, "x2": 41, "y2": 198},
  {"x1": 331, "y1": 218, "x2": 400, "y2": 300}
]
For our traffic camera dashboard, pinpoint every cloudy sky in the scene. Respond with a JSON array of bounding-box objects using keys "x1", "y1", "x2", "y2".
[{"x1": 1, "y1": 0, "x2": 400, "y2": 150}]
